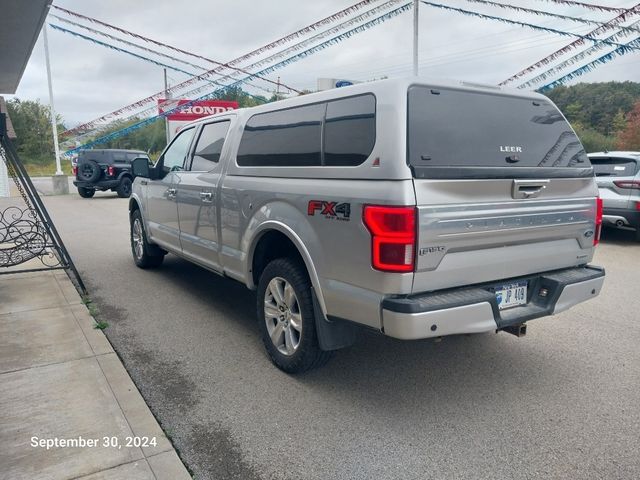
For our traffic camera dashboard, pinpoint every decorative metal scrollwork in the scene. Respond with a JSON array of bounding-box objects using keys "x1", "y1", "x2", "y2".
[
  {"x1": 0, "y1": 133, "x2": 71, "y2": 277},
  {"x1": 0, "y1": 205, "x2": 57, "y2": 267}
]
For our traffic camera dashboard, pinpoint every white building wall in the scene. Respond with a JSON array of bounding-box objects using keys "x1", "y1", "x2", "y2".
[{"x1": 0, "y1": 149, "x2": 10, "y2": 197}]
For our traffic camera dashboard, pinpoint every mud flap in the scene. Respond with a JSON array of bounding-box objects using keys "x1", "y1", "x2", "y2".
[{"x1": 312, "y1": 288, "x2": 358, "y2": 351}]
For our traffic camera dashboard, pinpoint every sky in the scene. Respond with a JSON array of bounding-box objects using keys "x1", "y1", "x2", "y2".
[{"x1": 8, "y1": 0, "x2": 640, "y2": 127}]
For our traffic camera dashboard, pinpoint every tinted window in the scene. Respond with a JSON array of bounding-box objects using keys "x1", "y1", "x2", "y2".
[
  {"x1": 590, "y1": 157, "x2": 639, "y2": 177},
  {"x1": 407, "y1": 87, "x2": 592, "y2": 179},
  {"x1": 162, "y1": 127, "x2": 195, "y2": 173},
  {"x1": 324, "y1": 95, "x2": 375, "y2": 166},
  {"x1": 127, "y1": 153, "x2": 146, "y2": 161},
  {"x1": 237, "y1": 104, "x2": 324, "y2": 166},
  {"x1": 191, "y1": 121, "x2": 230, "y2": 171}
]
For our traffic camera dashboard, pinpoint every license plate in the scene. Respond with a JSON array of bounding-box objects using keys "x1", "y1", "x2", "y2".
[{"x1": 495, "y1": 281, "x2": 527, "y2": 310}]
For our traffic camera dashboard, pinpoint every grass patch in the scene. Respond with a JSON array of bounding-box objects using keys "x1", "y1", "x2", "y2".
[
  {"x1": 82, "y1": 295, "x2": 105, "y2": 329},
  {"x1": 23, "y1": 162, "x2": 72, "y2": 177}
]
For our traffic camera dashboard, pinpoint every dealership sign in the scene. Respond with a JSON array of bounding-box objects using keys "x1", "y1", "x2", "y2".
[{"x1": 158, "y1": 99, "x2": 238, "y2": 139}]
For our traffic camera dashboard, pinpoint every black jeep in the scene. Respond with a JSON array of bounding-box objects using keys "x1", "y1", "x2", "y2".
[{"x1": 73, "y1": 149, "x2": 149, "y2": 198}]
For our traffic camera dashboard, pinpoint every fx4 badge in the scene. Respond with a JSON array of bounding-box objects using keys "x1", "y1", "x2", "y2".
[{"x1": 308, "y1": 200, "x2": 351, "y2": 221}]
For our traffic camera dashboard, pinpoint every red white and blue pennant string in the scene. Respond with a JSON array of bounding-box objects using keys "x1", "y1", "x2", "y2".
[
  {"x1": 501, "y1": 3, "x2": 640, "y2": 85},
  {"x1": 62, "y1": 2, "x2": 413, "y2": 155},
  {"x1": 420, "y1": 1, "x2": 638, "y2": 52},
  {"x1": 56, "y1": 0, "x2": 405, "y2": 138}
]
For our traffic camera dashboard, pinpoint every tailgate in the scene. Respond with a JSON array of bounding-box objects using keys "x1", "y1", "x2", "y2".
[
  {"x1": 407, "y1": 84, "x2": 598, "y2": 294},
  {"x1": 412, "y1": 178, "x2": 598, "y2": 293}
]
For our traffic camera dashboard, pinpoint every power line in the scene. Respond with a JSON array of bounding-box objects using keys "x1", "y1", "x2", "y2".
[
  {"x1": 61, "y1": 0, "x2": 406, "y2": 138},
  {"x1": 462, "y1": 0, "x2": 640, "y2": 35},
  {"x1": 50, "y1": 4, "x2": 301, "y2": 94},
  {"x1": 501, "y1": 3, "x2": 640, "y2": 85},
  {"x1": 48, "y1": 23, "x2": 272, "y2": 112},
  {"x1": 63, "y1": 2, "x2": 413, "y2": 154},
  {"x1": 532, "y1": 0, "x2": 630, "y2": 14},
  {"x1": 538, "y1": 33, "x2": 640, "y2": 91},
  {"x1": 420, "y1": 1, "x2": 639, "y2": 51},
  {"x1": 49, "y1": 13, "x2": 276, "y2": 96},
  {"x1": 518, "y1": 18, "x2": 640, "y2": 89}
]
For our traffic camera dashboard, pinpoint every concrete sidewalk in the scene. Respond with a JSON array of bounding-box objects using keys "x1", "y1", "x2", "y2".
[{"x1": 0, "y1": 268, "x2": 191, "y2": 480}]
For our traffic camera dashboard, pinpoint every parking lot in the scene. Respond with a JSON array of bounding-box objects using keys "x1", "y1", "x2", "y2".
[{"x1": 44, "y1": 192, "x2": 640, "y2": 480}]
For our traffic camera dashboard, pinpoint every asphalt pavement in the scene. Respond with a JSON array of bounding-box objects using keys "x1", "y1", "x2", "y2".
[{"x1": 43, "y1": 191, "x2": 640, "y2": 480}]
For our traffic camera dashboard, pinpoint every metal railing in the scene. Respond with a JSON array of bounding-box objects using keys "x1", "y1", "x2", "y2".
[{"x1": 0, "y1": 112, "x2": 86, "y2": 293}]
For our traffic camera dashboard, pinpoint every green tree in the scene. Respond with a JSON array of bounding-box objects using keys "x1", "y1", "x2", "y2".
[
  {"x1": 573, "y1": 123, "x2": 617, "y2": 153},
  {"x1": 564, "y1": 102, "x2": 586, "y2": 125},
  {"x1": 546, "y1": 82, "x2": 640, "y2": 135},
  {"x1": 212, "y1": 86, "x2": 269, "y2": 108},
  {"x1": 6, "y1": 99, "x2": 65, "y2": 164},
  {"x1": 612, "y1": 109, "x2": 627, "y2": 135},
  {"x1": 616, "y1": 100, "x2": 640, "y2": 150}
]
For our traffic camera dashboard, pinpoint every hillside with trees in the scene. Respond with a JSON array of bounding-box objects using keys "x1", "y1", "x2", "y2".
[{"x1": 545, "y1": 81, "x2": 640, "y2": 152}]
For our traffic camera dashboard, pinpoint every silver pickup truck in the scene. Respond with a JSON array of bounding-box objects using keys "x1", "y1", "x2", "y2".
[{"x1": 129, "y1": 78, "x2": 605, "y2": 373}]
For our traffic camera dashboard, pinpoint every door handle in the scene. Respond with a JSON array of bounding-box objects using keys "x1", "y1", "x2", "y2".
[
  {"x1": 200, "y1": 191, "x2": 213, "y2": 203},
  {"x1": 511, "y1": 180, "x2": 550, "y2": 199},
  {"x1": 140, "y1": 180, "x2": 148, "y2": 186},
  {"x1": 167, "y1": 188, "x2": 177, "y2": 198}
]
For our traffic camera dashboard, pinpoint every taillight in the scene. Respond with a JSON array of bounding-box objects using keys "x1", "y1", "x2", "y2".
[
  {"x1": 363, "y1": 205, "x2": 416, "y2": 272},
  {"x1": 72, "y1": 166, "x2": 77, "y2": 176},
  {"x1": 613, "y1": 180, "x2": 640, "y2": 189},
  {"x1": 594, "y1": 197, "x2": 603, "y2": 246},
  {"x1": 636, "y1": 201, "x2": 640, "y2": 212},
  {"x1": 107, "y1": 166, "x2": 115, "y2": 176}
]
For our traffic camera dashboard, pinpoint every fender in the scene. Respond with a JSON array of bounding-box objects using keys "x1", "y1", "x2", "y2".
[
  {"x1": 245, "y1": 220, "x2": 328, "y2": 316},
  {"x1": 117, "y1": 170, "x2": 133, "y2": 182}
]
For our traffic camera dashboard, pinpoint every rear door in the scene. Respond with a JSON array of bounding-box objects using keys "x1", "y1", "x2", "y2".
[
  {"x1": 176, "y1": 119, "x2": 231, "y2": 270},
  {"x1": 590, "y1": 156, "x2": 638, "y2": 210},
  {"x1": 407, "y1": 86, "x2": 598, "y2": 294}
]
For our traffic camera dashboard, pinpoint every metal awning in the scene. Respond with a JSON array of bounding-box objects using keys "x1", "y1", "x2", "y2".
[{"x1": 0, "y1": 0, "x2": 52, "y2": 94}]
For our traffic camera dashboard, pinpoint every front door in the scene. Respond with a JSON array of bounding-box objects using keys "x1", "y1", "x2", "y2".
[
  {"x1": 176, "y1": 119, "x2": 231, "y2": 270},
  {"x1": 146, "y1": 126, "x2": 196, "y2": 250}
]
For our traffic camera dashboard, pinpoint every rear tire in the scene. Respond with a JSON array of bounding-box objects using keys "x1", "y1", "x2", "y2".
[
  {"x1": 130, "y1": 209, "x2": 165, "y2": 268},
  {"x1": 635, "y1": 226, "x2": 640, "y2": 242},
  {"x1": 78, "y1": 160, "x2": 101, "y2": 183},
  {"x1": 77, "y1": 187, "x2": 95, "y2": 198},
  {"x1": 257, "y1": 258, "x2": 332, "y2": 373},
  {"x1": 116, "y1": 177, "x2": 133, "y2": 198}
]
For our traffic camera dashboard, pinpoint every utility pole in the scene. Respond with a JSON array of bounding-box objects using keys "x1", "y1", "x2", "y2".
[
  {"x1": 276, "y1": 76, "x2": 281, "y2": 98},
  {"x1": 413, "y1": 0, "x2": 419, "y2": 76},
  {"x1": 164, "y1": 68, "x2": 171, "y2": 145},
  {"x1": 43, "y1": 25, "x2": 63, "y2": 176}
]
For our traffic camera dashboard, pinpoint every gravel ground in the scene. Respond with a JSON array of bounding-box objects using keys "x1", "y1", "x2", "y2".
[{"x1": 44, "y1": 193, "x2": 640, "y2": 480}]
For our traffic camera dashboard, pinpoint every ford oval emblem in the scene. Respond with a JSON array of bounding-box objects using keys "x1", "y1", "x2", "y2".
[
  {"x1": 335, "y1": 80, "x2": 353, "y2": 88},
  {"x1": 584, "y1": 229, "x2": 594, "y2": 238}
]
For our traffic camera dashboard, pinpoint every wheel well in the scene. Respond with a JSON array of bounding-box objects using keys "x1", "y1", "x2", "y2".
[
  {"x1": 252, "y1": 230, "x2": 305, "y2": 286},
  {"x1": 129, "y1": 199, "x2": 140, "y2": 216}
]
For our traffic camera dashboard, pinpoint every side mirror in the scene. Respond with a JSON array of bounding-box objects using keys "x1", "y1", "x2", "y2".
[{"x1": 131, "y1": 157, "x2": 151, "y2": 178}]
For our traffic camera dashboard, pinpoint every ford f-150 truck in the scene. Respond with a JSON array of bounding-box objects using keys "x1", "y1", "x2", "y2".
[{"x1": 128, "y1": 77, "x2": 605, "y2": 373}]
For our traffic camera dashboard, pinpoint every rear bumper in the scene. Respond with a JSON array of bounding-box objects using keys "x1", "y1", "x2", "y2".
[
  {"x1": 602, "y1": 207, "x2": 640, "y2": 228},
  {"x1": 73, "y1": 179, "x2": 120, "y2": 189},
  {"x1": 381, "y1": 265, "x2": 605, "y2": 340}
]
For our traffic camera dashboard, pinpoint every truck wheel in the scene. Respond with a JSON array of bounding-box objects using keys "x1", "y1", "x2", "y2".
[
  {"x1": 635, "y1": 226, "x2": 640, "y2": 242},
  {"x1": 78, "y1": 160, "x2": 101, "y2": 183},
  {"x1": 130, "y1": 209, "x2": 164, "y2": 268},
  {"x1": 77, "y1": 187, "x2": 95, "y2": 198},
  {"x1": 116, "y1": 177, "x2": 133, "y2": 198},
  {"x1": 257, "y1": 258, "x2": 332, "y2": 373}
]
